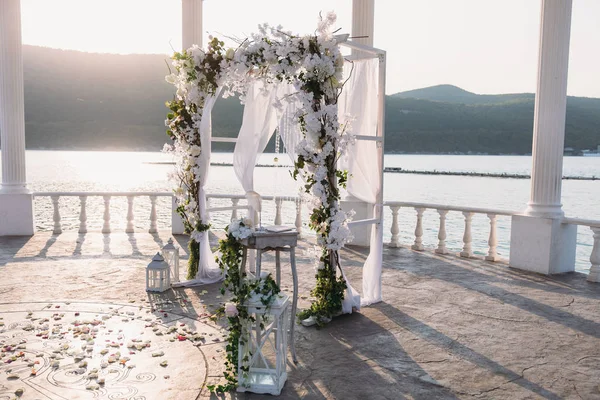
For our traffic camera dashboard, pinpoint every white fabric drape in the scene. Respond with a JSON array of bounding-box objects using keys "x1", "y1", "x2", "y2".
[
  {"x1": 234, "y1": 81, "x2": 282, "y2": 193},
  {"x1": 338, "y1": 58, "x2": 383, "y2": 306},
  {"x1": 232, "y1": 62, "x2": 383, "y2": 309},
  {"x1": 278, "y1": 101, "x2": 301, "y2": 162},
  {"x1": 174, "y1": 90, "x2": 224, "y2": 287}
]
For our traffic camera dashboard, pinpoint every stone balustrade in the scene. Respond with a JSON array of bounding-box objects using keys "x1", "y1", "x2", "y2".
[
  {"x1": 34, "y1": 192, "x2": 304, "y2": 237},
  {"x1": 385, "y1": 201, "x2": 516, "y2": 264},
  {"x1": 34, "y1": 192, "x2": 172, "y2": 234},
  {"x1": 384, "y1": 201, "x2": 516, "y2": 261},
  {"x1": 384, "y1": 201, "x2": 600, "y2": 281},
  {"x1": 562, "y1": 218, "x2": 600, "y2": 283},
  {"x1": 32, "y1": 193, "x2": 600, "y2": 281}
]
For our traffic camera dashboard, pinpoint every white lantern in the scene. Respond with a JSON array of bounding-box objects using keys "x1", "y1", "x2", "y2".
[
  {"x1": 162, "y1": 238, "x2": 180, "y2": 283},
  {"x1": 146, "y1": 252, "x2": 170, "y2": 292},
  {"x1": 237, "y1": 294, "x2": 289, "y2": 395}
]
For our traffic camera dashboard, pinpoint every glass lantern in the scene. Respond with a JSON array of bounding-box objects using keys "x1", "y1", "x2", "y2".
[
  {"x1": 162, "y1": 238, "x2": 180, "y2": 283},
  {"x1": 237, "y1": 294, "x2": 289, "y2": 395},
  {"x1": 146, "y1": 252, "x2": 170, "y2": 292}
]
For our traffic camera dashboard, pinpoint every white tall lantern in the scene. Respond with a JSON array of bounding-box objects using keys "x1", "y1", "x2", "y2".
[
  {"x1": 146, "y1": 252, "x2": 170, "y2": 292},
  {"x1": 237, "y1": 294, "x2": 289, "y2": 395},
  {"x1": 162, "y1": 238, "x2": 180, "y2": 283}
]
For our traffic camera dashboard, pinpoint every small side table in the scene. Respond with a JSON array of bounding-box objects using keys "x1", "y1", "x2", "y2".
[{"x1": 240, "y1": 229, "x2": 299, "y2": 363}]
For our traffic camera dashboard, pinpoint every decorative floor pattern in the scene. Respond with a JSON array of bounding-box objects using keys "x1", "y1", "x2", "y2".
[{"x1": 0, "y1": 302, "x2": 226, "y2": 400}]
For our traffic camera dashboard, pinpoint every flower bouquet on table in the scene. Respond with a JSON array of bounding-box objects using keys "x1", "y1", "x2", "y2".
[{"x1": 228, "y1": 217, "x2": 255, "y2": 240}]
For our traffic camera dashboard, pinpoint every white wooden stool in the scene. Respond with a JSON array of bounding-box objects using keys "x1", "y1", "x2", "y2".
[{"x1": 240, "y1": 228, "x2": 299, "y2": 363}]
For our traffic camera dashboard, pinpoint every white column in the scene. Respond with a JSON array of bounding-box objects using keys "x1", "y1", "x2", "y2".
[
  {"x1": 0, "y1": 0, "x2": 34, "y2": 236},
  {"x1": 0, "y1": 0, "x2": 27, "y2": 193},
  {"x1": 182, "y1": 0, "x2": 203, "y2": 50},
  {"x1": 352, "y1": 0, "x2": 374, "y2": 46},
  {"x1": 525, "y1": 0, "x2": 572, "y2": 218},
  {"x1": 509, "y1": 0, "x2": 577, "y2": 275},
  {"x1": 351, "y1": 0, "x2": 374, "y2": 59}
]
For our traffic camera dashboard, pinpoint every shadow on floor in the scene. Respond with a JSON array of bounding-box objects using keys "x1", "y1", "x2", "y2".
[
  {"x1": 376, "y1": 302, "x2": 562, "y2": 400},
  {"x1": 0, "y1": 235, "x2": 36, "y2": 267},
  {"x1": 389, "y1": 247, "x2": 600, "y2": 339},
  {"x1": 272, "y1": 311, "x2": 460, "y2": 400}
]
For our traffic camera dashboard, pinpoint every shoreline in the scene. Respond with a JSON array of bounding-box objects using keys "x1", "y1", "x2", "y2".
[{"x1": 145, "y1": 162, "x2": 599, "y2": 180}]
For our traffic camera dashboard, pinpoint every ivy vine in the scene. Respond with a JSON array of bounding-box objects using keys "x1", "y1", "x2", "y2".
[{"x1": 208, "y1": 221, "x2": 281, "y2": 393}]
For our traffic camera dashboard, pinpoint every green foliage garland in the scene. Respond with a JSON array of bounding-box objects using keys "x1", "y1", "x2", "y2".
[{"x1": 208, "y1": 221, "x2": 281, "y2": 393}]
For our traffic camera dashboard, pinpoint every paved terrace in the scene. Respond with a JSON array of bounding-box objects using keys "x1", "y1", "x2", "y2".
[{"x1": 1, "y1": 232, "x2": 599, "y2": 400}]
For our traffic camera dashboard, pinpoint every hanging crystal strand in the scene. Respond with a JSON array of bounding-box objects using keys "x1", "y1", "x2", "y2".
[
  {"x1": 274, "y1": 127, "x2": 281, "y2": 155},
  {"x1": 273, "y1": 128, "x2": 282, "y2": 225}
]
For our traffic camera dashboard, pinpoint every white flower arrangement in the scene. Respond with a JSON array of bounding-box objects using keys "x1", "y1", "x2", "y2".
[{"x1": 227, "y1": 217, "x2": 254, "y2": 240}]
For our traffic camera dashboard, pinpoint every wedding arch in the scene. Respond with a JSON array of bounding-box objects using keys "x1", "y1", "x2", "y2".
[{"x1": 164, "y1": 13, "x2": 386, "y2": 321}]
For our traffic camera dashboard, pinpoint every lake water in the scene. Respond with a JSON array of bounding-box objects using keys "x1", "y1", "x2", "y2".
[{"x1": 2, "y1": 151, "x2": 599, "y2": 273}]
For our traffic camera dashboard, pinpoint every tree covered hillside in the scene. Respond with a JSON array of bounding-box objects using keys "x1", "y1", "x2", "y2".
[{"x1": 4, "y1": 46, "x2": 599, "y2": 154}]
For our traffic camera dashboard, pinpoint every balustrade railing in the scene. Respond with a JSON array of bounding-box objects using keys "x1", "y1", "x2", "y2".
[
  {"x1": 562, "y1": 218, "x2": 600, "y2": 282},
  {"x1": 32, "y1": 192, "x2": 600, "y2": 280},
  {"x1": 385, "y1": 201, "x2": 517, "y2": 262},
  {"x1": 384, "y1": 201, "x2": 600, "y2": 280},
  {"x1": 34, "y1": 192, "x2": 304, "y2": 236},
  {"x1": 34, "y1": 192, "x2": 172, "y2": 234}
]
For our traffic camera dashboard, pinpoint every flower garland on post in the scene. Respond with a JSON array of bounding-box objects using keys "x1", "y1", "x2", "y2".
[
  {"x1": 291, "y1": 17, "x2": 354, "y2": 324},
  {"x1": 164, "y1": 37, "x2": 232, "y2": 279},
  {"x1": 235, "y1": 14, "x2": 354, "y2": 324}
]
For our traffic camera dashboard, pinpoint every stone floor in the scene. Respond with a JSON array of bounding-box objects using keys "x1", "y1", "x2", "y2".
[{"x1": 1, "y1": 231, "x2": 600, "y2": 400}]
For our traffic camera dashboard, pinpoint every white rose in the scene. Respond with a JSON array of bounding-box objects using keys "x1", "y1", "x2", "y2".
[
  {"x1": 190, "y1": 145, "x2": 201, "y2": 157},
  {"x1": 224, "y1": 302, "x2": 238, "y2": 317},
  {"x1": 190, "y1": 230, "x2": 203, "y2": 243},
  {"x1": 238, "y1": 227, "x2": 252, "y2": 239},
  {"x1": 228, "y1": 220, "x2": 240, "y2": 235},
  {"x1": 225, "y1": 48, "x2": 235, "y2": 60},
  {"x1": 165, "y1": 74, "x2": 177, "y2": 84}
]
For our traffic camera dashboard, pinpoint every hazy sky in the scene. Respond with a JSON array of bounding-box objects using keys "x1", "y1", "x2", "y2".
[{"x1": 20, "y1": 0, "x2": 600, "y2": 97}]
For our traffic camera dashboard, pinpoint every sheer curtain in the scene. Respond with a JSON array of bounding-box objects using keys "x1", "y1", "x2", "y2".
[
  {"x1": 278, "y1": 101, "x2": 301, "y2": 162},
  {"x1": 232, "y1": 65, "x2": 383, "y2": 309},
  {"x1": 174, "y1": 90, "x2": 225, "y2": 287},
  {"x1": 338, "y1": 58, "x2": 383, "y2": 306},
  {"x1": 233, "y1": 81, "x2": 282, "y2": 193}
]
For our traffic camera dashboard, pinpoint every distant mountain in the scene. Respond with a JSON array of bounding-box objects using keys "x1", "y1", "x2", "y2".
[
  {"x1": 1, "y1": 46, "x2": 598, "y2": 154},
  {"x1": 387, "y1": 85, "x2": 600, "y2": 154},
  {"x1": 393, "y1": 84, "x2": 534, "y2": 105},
  {"x1": 18, "y1": 45, "x2": 243, "y2": 151}
]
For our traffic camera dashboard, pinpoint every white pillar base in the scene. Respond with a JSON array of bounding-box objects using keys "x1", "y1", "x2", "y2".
[
  {"x1": 509, "y1": 214, "x2": 577, "y2": 275},
  {"x1": 588, "y1": 267, "x2": 600, "y2": 283},
  {"x1": 341, "y1": 196, "x2": 373, "y2": 247},
  {"x1": 525, "y1": 202, "x2": 564, "y2": 219},
  {"x1": 0, "y1": 192, "x2": 34, "y2": 236},
  {"x1": 171, "y1": 196, "x2": 185, "y2": 235}
]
